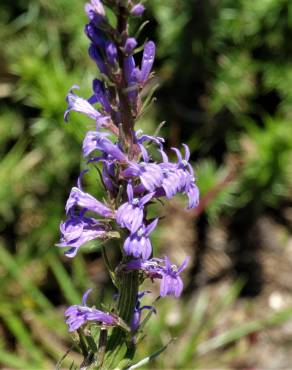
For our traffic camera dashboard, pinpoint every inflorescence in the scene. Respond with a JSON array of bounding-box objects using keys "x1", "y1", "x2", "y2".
[{"x1": 57, "y1": 0, "x2": 199, "y2": 363}]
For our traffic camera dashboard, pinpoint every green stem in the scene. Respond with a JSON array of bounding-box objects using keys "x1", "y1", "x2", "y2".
[{"x1": 102, "y1": 269, "x2": 139, "y2": 369}]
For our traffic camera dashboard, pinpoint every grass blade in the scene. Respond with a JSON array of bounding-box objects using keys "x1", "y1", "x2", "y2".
[{"x1": 197, "y1": 307, "x2": 292, "y2": 356}]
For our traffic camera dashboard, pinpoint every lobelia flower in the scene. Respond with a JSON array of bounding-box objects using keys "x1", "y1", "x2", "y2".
[
  {"x1": 122, "y1": 161, "x2": 164, "y2": 192},
  {"x1": 57, "y1": 212, "x2": 108, "y2": 258},
  {"x1": 86, "y1": 153, "x2": 118, "y2": 195},
  {"x1": 136, "y1": 130, "x2": 165, "y2": 147},
  {"x1": 135, "y1": 130, "x2": 165, "y2": 162},
  {"x1": 85, "y1": 0, "x2": 106, "y2": 23},
  {"x1": 160, "y1": 256, "x2": 189, "y2": 297},
  {"x1": 116, "y1": 183, "x2": 154, "y2": 233},
  {"x1": 83, "y1": 131, "x2": 127, "y2": 162},
  {"x1": 64, "y1": 85, "x2": 109, "y2": 128},
  {"x1": 123, "y1": 40, "x2": 156, "y2": 101},
  {"x1": 124, "y1": 56, "x2": 140, "y2": 102},
  {"x1": 131, "y1": 291, "x2": 156, "y2": 344},
  {"x1": 65, "y1": 289, "x2": 118, "y2": 332},
  {"x1": 131, "y1": 4, "x2": 146, "y2": 16},
  {"x1": 85, "y1": 23, "x2": 106, "y2": 48},
  {"x1": 124, "y1": 256, "x2": 189, "y2": 298},
  {"x1": 123, "y1": 218, "x2": 158, "y2": 260},
  {"x1": 158, "y1": 144, "x2": 200, "y2": 209},
  {"x1": 88, "y1": 44, "x2": 108, "y2": 75},
  {"x1": 124, "y1": 37, "x2": 138, "y2": 55},
  {"x1": 101, "y1": 156, "x2": 116, "y2": 193},
  {"x1": 105, "y1": 41, "x2": 118, "y2": 65},
  {"x1": 140, "y1": 41, "x2": 156, "y2": 85},
  {"x1": 90, "y1": 78, "x2": 112, "y2": 114},
  {"x1": 66, "y1": 186, "x2": 114, "y2": 218}
]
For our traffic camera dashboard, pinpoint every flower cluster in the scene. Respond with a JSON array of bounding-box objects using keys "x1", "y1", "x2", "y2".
[{"x1": 58, "y1": 0, "x2": 199, "y2": 358}]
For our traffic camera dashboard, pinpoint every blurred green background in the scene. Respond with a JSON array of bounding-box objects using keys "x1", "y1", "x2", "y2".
[{"x1": 0, "y1": 0, "x2": 292, "y2": 368}]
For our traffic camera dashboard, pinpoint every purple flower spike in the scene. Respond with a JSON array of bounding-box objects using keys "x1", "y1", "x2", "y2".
[
  {"x1": 116, "y1": 183, "x2": 154, "y2": 232},
  {"x1": 131, "y1": 4, "x2": 145, "y2": 16},
  {"x1": 65, "y1": 289, "x2": 118, "y2": 332},
  {"x1": 160, "y1": 256, "x2": 189, "y2": 298},
  {"x1": 57, "y1": 214, "x2": 107, "y2": 257},
  {"x1": 140, "y1": 41, "x2": 156, "y2": 84},
  {"x1": 58, "y1": 0, "x2": 197, "y2": 344},
  {"x1": 66, "y1": 187, "x2": 113, "y2": 218},
  {"x1": 64, "y1": 85, "x2": 105, "y2": 124},
  {"x1": 124, "y1": 218, "x2": 158, "y2": 260},
  {"x1": 124, "y1": 37, "x2": 138, "y2": 55}
]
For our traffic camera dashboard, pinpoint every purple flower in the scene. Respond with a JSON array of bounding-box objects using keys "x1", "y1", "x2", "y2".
[
  {"x1": 124, "y1": 37, "x2": 138, "y2": 55},
  {"x1": 116, "y1": 183, "x2": 153, "y2": 232},
  {"x1": 124, "y1": 218, "x2": 158, "y2": 260},
  {"x1": 131, "y1": 4, "x2": 145, "y2": 16},
  {"x1": 124, "y1": 56, "x2": 140, "y2": 101},
  {"x1": 160, "y1": 256, "x2": 189, "y2": 297},
  {"x1": 85, "y1": 0, "x2": 106, "y2": 21},
  {"x1": 101, "y1": 158, "x2": 116, "y2": 193},
  {"x1": 66, "y1": 186, "x2": 113, "y2": 218},
  {"x1": 136, "y1": 131, "x2": 165, "y2": 147},
  {"x1": 91, "y1": 79, "x2": 112, "y2": 113},
  {"x1": 186, "y1": 182, "x2": 200, "y2": 209},
  {"x1": 89, "y1": 44, "x2": 107, "y2": 75},
  {"x1": 64, "y1": 85, "x2": 109, "y2": 127},
  {"x1": 158, "y1": 144, "x2": 199, "y2": 209},
  {"x1": 131, "y1": 291, "x2": 155, "y2": 339},
  {"x1": 140, "y1": 41, "x2": 156, "y2": 84},
  {"x1": 122, "y1": 162, "x2": 164, "y2": 192},
  {"x1": 124, "y1": 256, "x2": 189, "y2": 298},
  {"x1": 83, "y1": 131, "x2": 127, "y2": 161},
  {"x1": 105, "y1": 41, "x2": 118, "y2": 65},
  {"x1": 136, "y1": 130, "x2": 165, "y2": 162},
  {"x1": 65, "y1": 289, "x2": 118, "y2": 332},
  {"x1": 85, "y1": 23, "x2": 106, "y2": 47},
  {"x1": 57, "y1": 213, "x2": 108, "y2": 257}
]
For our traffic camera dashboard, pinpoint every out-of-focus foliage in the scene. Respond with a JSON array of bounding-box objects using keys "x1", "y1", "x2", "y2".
[
  {"x1": 0, "y1": 0, "x2": 291, "y2": 368},
  {"x1": 149, "y1": 0, "x2": 292, "y2": 221}
]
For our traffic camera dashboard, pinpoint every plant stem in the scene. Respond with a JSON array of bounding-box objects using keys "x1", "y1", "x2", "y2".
[
  {"x1": 102, "y1": 267, "x2": 139, "y2": 369},
  {"x1": 115, "y1": 4, "x2": 137, "y2": 157}
]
